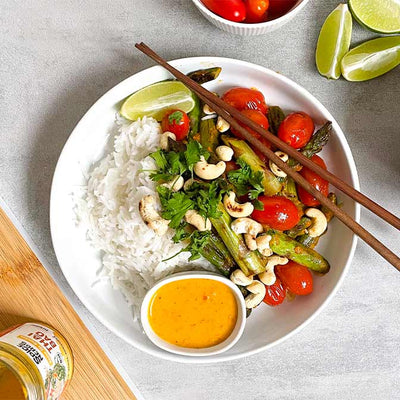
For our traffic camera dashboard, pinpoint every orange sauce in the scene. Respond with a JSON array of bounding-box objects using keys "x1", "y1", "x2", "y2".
[{"x1": 148, "y1": 278, "x2": 238, "y2": 348}]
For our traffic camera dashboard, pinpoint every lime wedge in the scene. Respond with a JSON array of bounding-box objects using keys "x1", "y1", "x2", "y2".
[
  {"x1": 349, "y1": 0, "x2": 400, "y2": 34},
  {"x1": 316, "y1": 4, "x2": 353, "y2": 80},
  {"x1": 120, "y1": 81, "x2": 195, "y2": 121},
  {"x1": 341, "y1": 36, "x2": 400, "y2": 81}
]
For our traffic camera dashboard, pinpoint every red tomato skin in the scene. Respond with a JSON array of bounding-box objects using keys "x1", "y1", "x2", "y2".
[
  {"x1": 231, "y1": 109, "x2": 270, "y2": 143},
  {"x1": 268, "y1": 0, "x2": 297, "y2": 19},
  {"x1": 278, "y1": 112, "x2": 315, "y2": 149},
  {"x1": 245, "y1": 0, "x2": 269, "y2": 23},
  {"x1": 222, "y1": 87, "x2": 268, "y2": 114},
  {"x1": 263, "y1": 277, "x2": 286, "y2": 306},
  {"x1": 201, "y1": 0, "x2": 246, "y2": 22},
  {"x1": 161, "y1": 109, "x2": 190, "y2": 141},
  {"x1": 276, "y1": 261, "x2": 313, "y2": 296},
  {"x1": 297, "y1": 154, "x2": 329, "y2": 207},
  {"x1": 251, "y1": 195, "x2": 300, "y2": 230}
]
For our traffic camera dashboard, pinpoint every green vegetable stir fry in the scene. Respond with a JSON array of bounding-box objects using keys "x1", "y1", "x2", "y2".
[{"x1": 136, "y1": 67, "x2": 336, "y2": 310}]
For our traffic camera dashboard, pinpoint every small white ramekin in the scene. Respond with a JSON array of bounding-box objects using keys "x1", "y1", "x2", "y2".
[
  {"x1": 141, "y1": 271, "x2": 246, "y2": 357},
  {"x1": 191, "y1": 0, "x2": 310, "y2": 36}
]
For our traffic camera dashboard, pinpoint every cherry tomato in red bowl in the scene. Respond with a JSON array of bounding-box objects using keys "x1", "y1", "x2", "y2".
[
  {"x1": 192, "y1": 0, "x2": 310, "y2": 36},
  {"x1": 244, "y1": 0, "x2": 270, "y2": 23},
  {"x1": 222, "y1": 87, "x2": 268, "y2": 114},
  {"x1": 251, "y1": 195, "x2": 300, "y2": 230},
  {"x1": 297, "y1": 154, "x2": 329, "y2": 207},
  {"x1": 278, "y1": 112, "x2": 314, "y2": 149},
  {"x1": 201, "y1": 0, "x2": 246, "y2": 22},
  {"x1": 276, "y1": 261, "x2": 313, "y2": 296},
  {"x1": 263, "y1": 277, "x2": 286, "y2": 306},
  {"x1": 161, "y1": 109, "x2": 190, "y2": 141}
]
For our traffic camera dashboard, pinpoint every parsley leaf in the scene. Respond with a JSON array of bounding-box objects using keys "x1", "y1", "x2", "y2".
[
  {"x1": 184, "y1": 230, "x2": 211, "y2": 261},
  {"x1": 157, "y1": 187, "x2": 194, "y2": 229},
  {"x1": 227, "y1": 158, "x2": 265, "y2": 203},
  {"x1": 168, "y1": 111, "x2": 183, "y2": 124},
  {"x1": 184, "y1": 140, "x2": 209, "y2": 173}
]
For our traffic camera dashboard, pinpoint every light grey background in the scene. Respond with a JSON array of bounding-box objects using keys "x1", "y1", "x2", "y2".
[{"x1": 1, "y1": 0, "x2": 399, "y2": 399}]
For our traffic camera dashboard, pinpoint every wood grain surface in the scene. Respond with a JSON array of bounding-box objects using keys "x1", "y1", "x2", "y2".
[{"x1": 0, "y1": 207, "x2": 137, "y2": 400}]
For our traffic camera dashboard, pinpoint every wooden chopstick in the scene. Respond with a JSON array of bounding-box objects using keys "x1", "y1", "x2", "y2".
[
  {"x1": 135, "y1": 42, "x2": 400, "y2": 272},
  {"x1": 136, "y1": 43, "x2": 400, "y2": 231}
]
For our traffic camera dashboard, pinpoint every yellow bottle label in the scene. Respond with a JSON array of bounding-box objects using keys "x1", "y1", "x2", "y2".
[{"x1": 0, "y1": 323, "x2": 73, "y2": 400}]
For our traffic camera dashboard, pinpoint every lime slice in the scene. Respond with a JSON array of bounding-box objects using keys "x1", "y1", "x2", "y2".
[
  {"x1": 120, "y1": 81, "x2": 195, "y2": 121},
  {"x1": 341, "y1": 36, "x2": 400, "y2": 81},
  {"x1": 316, "y1": 4, "x2": 353, "y2": 80},
  {"x1": 349, "y1": 0, "x2": 400, "y2": 34}
]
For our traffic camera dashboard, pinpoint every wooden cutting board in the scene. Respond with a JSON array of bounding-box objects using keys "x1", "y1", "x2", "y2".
[{"x1": 0, "y1": 207, "x2": 137, "y2": 400}]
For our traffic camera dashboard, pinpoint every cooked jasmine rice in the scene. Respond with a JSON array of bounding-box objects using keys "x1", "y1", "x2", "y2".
[{"x1": 78, "y1": 116, "x2": 212, "y2": 318}]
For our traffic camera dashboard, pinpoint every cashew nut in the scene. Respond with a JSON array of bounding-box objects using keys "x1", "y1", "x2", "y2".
[
  {"x1": 305, "y1": 208, "x2": 327, "y2": 237},
  {"x1": 231, "y1": 218, "x2": 263, "y2": 251},
  {"x1": 230, "y1": 269, "x2": 253, "y2": 286},
  {"x1": 258, "y1": 255, "x2": 288, "y2": 286},
  {"x1": 161, "y1": 175, "x2": 184, "y2": 192},
  {"x1": 160, "y1": 131, "x2": 176, "y2": 151},
  {"x1": 184, "y1": 210, "x2": 211, "y2": 231},
  {"x1": 269, "y1": 151, "x2": 289, "y2": 178},
  {"x1": 215, "y1": 145, "x2": 234, "y2": 162},
  {"x1": 216, "y1": 116, "x2": 230, "y2": 133},
  {"x1": 203, "y1": 103, "x2": 215, "y2": 115},
  {"x1": 245, "y1": 280, "x2": 266, "y2": 309},
  {"x1": 231, "y1": 217, "x2": 263, "y2": 237},
  {"x1": 223, "y1": 192, "x2": 254, "y2": 218},
  {"x1": 139, "y1": 195, "x2": 169, "y2": 236},
  {"x1": 194, "y1": 156, "x2": 226, "y2": 180},
  {"x1": 255, "y1": 234, "x2": 273, "y2": 257},
  {"x1": 244, "y1": 234, "x2": 258, "y2": 251}
]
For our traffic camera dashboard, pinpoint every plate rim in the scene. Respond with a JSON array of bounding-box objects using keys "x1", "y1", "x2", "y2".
[{"x1": 50, "y1": 56, "x2": 360, "y2": 363}]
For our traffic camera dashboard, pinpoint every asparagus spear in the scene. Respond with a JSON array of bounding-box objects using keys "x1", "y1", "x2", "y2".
[
  {"x1": 297, "y1": 192, "x2": 337, "y2": 249},
  {"x1": 187, "y1": 67, "x2": 222, "y2": 84},
  {"x1": 210, "y1": 203, "x2": 265, "y2": 276},
  {"x1": 267, "y1": 229, "x2": 330, "y2": 273},
  {"x1": 267, "y1": 106, "x2": 286, "y2": 135},
  {"x1": 285, "y1": 216, "x2": 312, "y2": 238},
  {"x1": 199, "y1": 230, "x2": 236, "y2": 277},
  {"x1": 200, "y1": 116, "x2": 219, "y2": 153},
  {"x1": 221, "y1": 135, "x2": 282, "y2": 196},
  {"x1": 288, "y1": 122, "x2": 332, "y2": 169},
  {"x1": 188, "y1": 94, "x2": 201, "y2": 139}
]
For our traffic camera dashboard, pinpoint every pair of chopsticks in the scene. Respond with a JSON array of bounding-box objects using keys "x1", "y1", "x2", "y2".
[{"x1": 135, "y1": 42, "x2": 400, "y2": 272}]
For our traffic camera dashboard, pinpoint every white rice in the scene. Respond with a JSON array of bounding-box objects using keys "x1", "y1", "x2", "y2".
[{"x1": 78, "y1": 116, "x2": 212, "y2": 318}]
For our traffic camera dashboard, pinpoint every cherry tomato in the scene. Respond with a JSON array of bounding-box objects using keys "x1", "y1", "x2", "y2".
[
  {"x1": 161, "y1": 109, "x2": 190, "y2": 141},
  {"x1": 268, "y1": 0, "x2": 297, "y2": 19},
  {"x1": 201, "y1": 0, "x2": 246, "y2": 22},
  {"x1": 263, "y1": 277, "x2": 286, "y2": 306},
  {"x1": 222, "y1": 87, "x2": 268, "y2": 114},
  {"x1": 245, "y1": 0, "x2": 269, "y2": 23},
  {"x1": 225, "y1": 160, "x2": 240, "y2": 174},
  {"x1": 231, "y1": 109, "x2": 270, "y2": 144},
  {"x1": 278, "y1": 112, "x2": 315, "y2": 149},
  {"x1": 251, "y1": 195, "x2": 300, "y2": 230},
  {"x1": 297, "y1": 154, "x2": 329, "y2": 207},
  {"x1": 275, "y1": 261, "x2": 313, "y2": 296}
]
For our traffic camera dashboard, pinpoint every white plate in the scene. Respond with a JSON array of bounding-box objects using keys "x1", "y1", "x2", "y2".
[{"x1": 50, "y1": 57, "x2": 360, "y2": 363}]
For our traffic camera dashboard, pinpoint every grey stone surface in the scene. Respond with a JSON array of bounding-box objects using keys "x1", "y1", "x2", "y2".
[{"x1": 0, "y1": 0, "x2": 399, "y2": 399}]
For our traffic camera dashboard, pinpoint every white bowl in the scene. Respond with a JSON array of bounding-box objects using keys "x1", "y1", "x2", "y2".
[
  {"x1": 50, "y1": 57, "x2": 360, "y2": 363},
  {"x1": 140, "y1": 272, "x2": 246, "y2": 357},
  {"x1": 191, "y1": 0, "x2": 310, "y2": 36}
]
